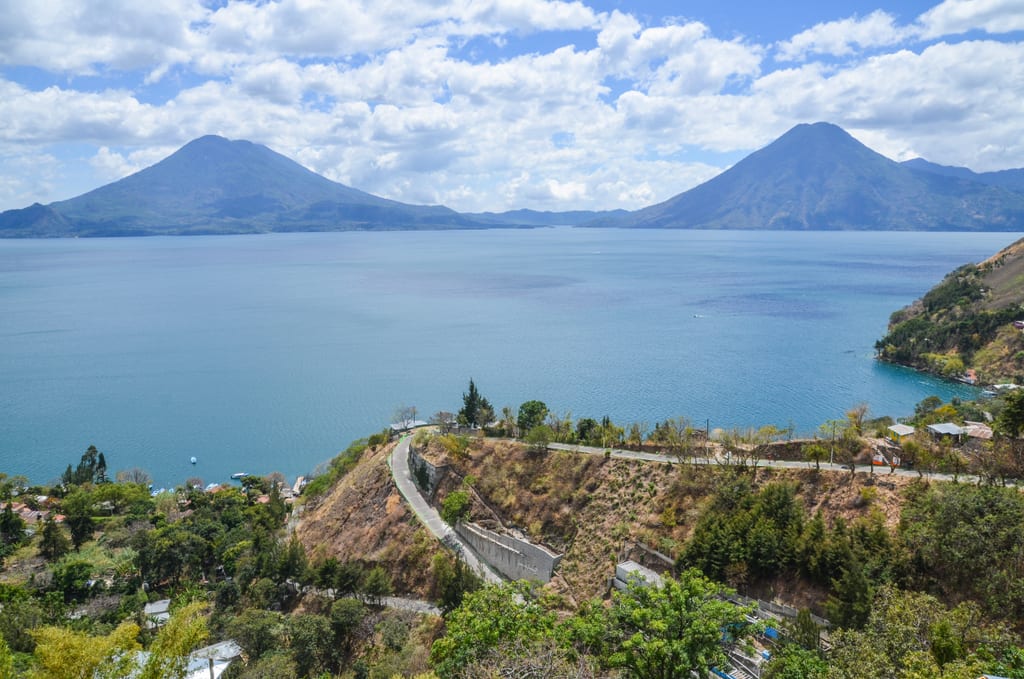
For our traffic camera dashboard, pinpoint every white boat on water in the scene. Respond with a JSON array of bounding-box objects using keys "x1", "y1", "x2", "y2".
[{"x1": 230, "y1": 472, "x2": 247, "y2": 480}]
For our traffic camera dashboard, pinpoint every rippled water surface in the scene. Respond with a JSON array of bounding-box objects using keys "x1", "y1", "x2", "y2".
[{"x1": 1, "y1": 229, "x2": 1017, "y2": 487}]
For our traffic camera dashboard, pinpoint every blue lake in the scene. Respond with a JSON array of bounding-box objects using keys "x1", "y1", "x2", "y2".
[{"x1": 0, "y1": 229, "x2": 1018, "y2": 488}]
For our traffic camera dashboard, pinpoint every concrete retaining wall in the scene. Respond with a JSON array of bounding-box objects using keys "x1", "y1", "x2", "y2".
[
  {"x1": 454, "y1": 521, "x2": 562, "y2": 583},
  {"x1": 408, "y1": 444, "x2": 450, "y2": 498}
]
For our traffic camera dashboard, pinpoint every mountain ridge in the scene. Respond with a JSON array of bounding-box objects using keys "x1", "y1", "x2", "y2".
[
  {"x1": 586, "y1": 122, "x2": 1024, "y2": 231},
  {"x1": 4, "y1": 124, "x2": 1024, "y2": 236},
  {"x1": 0, "y1": 135, "x2": 497, "y2": 236}
]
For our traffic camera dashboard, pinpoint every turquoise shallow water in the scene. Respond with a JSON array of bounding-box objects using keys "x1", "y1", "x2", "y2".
[{"x1": 0, "y1": 229, "x2": 1017, "y2": 487}]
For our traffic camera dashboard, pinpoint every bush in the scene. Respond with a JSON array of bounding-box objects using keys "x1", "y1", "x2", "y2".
[
  {"x1": 441, "y1": 491, "x2": 470, "y2": 525},
  {"x1": 302, "y1": 439, "x2": 368, "y2": 499}
]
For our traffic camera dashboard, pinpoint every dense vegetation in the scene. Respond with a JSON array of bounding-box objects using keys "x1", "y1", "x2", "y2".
[
  {"x1": 877, "y1": 239, "x2": 1024, "y2": 382},
  {"x1": 5, "y1": 380, "x2": 1024, "y2": 677},
  {"x1": 679, "y1": 472, "x2": 1024, "y2": 625},
  {"x1": 0, "y1": 442, "x2": 452, "y2": 678}
]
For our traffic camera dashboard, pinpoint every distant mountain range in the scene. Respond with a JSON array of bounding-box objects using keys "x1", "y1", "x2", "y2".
[
  {"x1": 587, "y1": 122, "x2": 1024, "y2": 231},
  {"x1": 3, "y1": 123, "x2": 1024, "y2": 237},
  {"x1": 0, "y1": 136, "x2": 503, "y2": 237},
  {"x1": 900, "y1": 157, "x2": 1024, "y2": 194}
]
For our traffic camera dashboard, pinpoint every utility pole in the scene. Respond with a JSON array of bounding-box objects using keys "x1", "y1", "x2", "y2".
[
  {"x1": 830, "y1": 421, "x2": 836, "y2": 465},
  {"x1": 705, "y1": 418, "x2": 710, "y2": 462}
]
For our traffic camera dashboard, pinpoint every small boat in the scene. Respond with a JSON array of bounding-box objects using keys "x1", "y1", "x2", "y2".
[
  {"x1": 231, "y1": 472, "x2": 247, "y2": 480},
  {"x1": 190, "y1": 456, "x2": 197, "y2": 465}
]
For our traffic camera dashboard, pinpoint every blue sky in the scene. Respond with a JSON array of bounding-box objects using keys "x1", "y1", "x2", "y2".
[{"x1": 1, "y1": 0, "x2": 1022, "y2": 212}]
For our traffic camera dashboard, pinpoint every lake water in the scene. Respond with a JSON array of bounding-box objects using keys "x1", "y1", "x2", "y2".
[{"x1": 1, "y1": 229, "x2": 1018, "y2": 488}]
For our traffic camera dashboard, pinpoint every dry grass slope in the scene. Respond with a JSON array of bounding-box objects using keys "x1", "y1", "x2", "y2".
[
  {"x1": 424, "y1": 436, "x2": 914, "y2": 605},
  {"x1": 294, "y1": 442, "x2": 441, "y2": 597}
]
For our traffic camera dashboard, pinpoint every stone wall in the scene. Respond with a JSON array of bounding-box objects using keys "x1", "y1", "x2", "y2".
[
  {"x1": 408, "y1": 444, "x2": 450, "y2": 498},
  {"x1": 454, "y1": 521, "x2": 562, "y2": 583},
  {"x1": 407, "y1": 442, "x2": 562, "y2": 582}
]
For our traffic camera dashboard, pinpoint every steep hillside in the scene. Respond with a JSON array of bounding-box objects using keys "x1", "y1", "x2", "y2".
[
  {"x1": 876, "y1": 236, "x2": 1024, "y2": 382},
  {"x1": 420, "y1": 436, "x2": 910, "y2": 605},
  {"x1": 587, "y1": 122, "x2": 1024, "y2": 231},
  {"x1": 294, "y1": 442, "x2": 441, "y2": 596}
]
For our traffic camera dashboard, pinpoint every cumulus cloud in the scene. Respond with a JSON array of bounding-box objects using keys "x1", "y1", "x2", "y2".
[
  {"x1": 917, "y1": 0, "x2": 1024, "y2": 38},
  {"x1": 776, "y1": 10, "x2": 912, "y2": 61},
  {"x1": 1, "y1": 1, "x2": 1024, "y2": 213},
  {"x1": 0, "y1": 0, "x2": 203, "y2": 75},
  {"x1": 597, "y1": 12, "x2": 762, "y2": 93},
  {"x1": 90, "y1": 146, "x2": 174, "y2": 181}
]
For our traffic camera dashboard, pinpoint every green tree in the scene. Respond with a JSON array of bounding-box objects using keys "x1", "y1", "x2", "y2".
[
  {"x1": 51, "y1": 559, "x2": 94, "y2": 602},
  {"x1": 236, "y1": 653, "x2": 297, "y2": 679},
  {"x1": 827, "y1": 558, "x2": 873, "y2": 630},
  {"x1": 29, "y1": 620, "x2": 140, "y2": 679},
  {"x1": 361, "y1": 565, "x2": 393, "y2": 606},
  {"x1": 0, "y1": 595, "x2": 44, "y2": 653},
  {"x1": 996, "y1": 389, "x2": 1024, "y2": 438},
  {"x1": 432, "y1": 552, "x2": 482, "y2": 614},
  {"x1": 523, "y1": 424, "x2": 553, "y2": 454},
  {"x1": 38, "y1": 515, "x2": 70, "y2": 562},
  {"x1": 277, "y1": 534, "x2": 307, "y2": 581},
  {"x1": 330, "y1": 598, "x2": 365, "y2": 659},
  {"x1": 477, "y1": 402, "x2": 496, "y2": 429},
  {"x1": 593, "y1": 570, "x2": 756, "y2": 679},
  {"x1": 789, "y1": 608, "x2": 820, "y2": 651},
  {"x1": 0, "y1": 635, "x2": 12, "y2": 679},
  {"x1": 60, "y1": 488, "x2": 95, "y2": 550},
  {"x1": 430, "y1": 582, "x2": 556, "y2": 678},
  {"x1": 61, "y1": 445, "x2": 106, "y2": 487},
  {"x1": 139, "y1": 601, "x2": 209, "y2": 679},
  {"x1": 287, "y1": 614, "x2": 335, "y2": 678},
  {"x1": 0, "y1": 504, "x2": 24, "y2": 548},
  {"x1": 440, "y1": 490, "x2": 470, "y2": 525},
  {"x1": 627, "y1": 421, "x2": 649, "y2": 450},
  {"x1": 803, "y1": 440, "x2": 828, "y2": 471},
  {"x1": 517, "y1": 400, "x2": 549, "y2": 437},
  {"x1": 457, "y1": 379, "x2": 492, "y2": 429},
  {"x1": 226, "y1": 609, "x2": 284, "y2": 663},
  {"x1": 826, "y1": 585, "x2": 992, "y2": 679},
  {"x1": 762, "y1": 645, "x2": 827, "y2": 679}
]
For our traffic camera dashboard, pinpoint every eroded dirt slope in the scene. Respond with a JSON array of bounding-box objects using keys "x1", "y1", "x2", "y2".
[{"x1": 295, "y1": 442, "x2": 441, "y2": 597}]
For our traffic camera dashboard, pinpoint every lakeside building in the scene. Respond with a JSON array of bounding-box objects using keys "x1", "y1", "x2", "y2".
[
  {"x1": 927, "y1": 423, "x2": 965, "y2": 441},
  {"x1": 887, "y1": 424, "x2": 915, "y2": 444}
]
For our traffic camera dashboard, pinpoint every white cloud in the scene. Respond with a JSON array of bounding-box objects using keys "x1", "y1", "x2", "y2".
[
  {"x1": 1, "y1": 2, "x2": 1024, "y2": 213},
  {"x1": 0, "y1": 147, "x2": 61, "y2": 209},
  {"x1": 918, "y1": 0, "x2": 1024, "y2": 39},
  {"x1": 752, "y1": 40, "x2": 1024, "y2": 171},
  {"x1": 596, "y1": 12, "x2": 762, "y2": 94},
  {"x1": 235, "y1": 59, "x2": 304, "y2": 104},
  {"x1": 89, "y1": 146, "x2": 175, "y2": 181},
  {"x1": 776, "y1": 10, "x2": 912, "y2": 61},
  {"x1": 0, "y1": 0, "x2": 203, "y2": 75}
]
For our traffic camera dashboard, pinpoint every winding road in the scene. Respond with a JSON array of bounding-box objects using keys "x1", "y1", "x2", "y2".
[
  {"x1": 547, "y1": 441, "x2": 995, "y2": 484},
  {"x1": 388, "y1": 436, "x2": 502, "y2": 584}
]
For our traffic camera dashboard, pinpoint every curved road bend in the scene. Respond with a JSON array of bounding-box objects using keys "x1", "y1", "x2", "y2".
[{"x1": 389, "y1": 436, "x2": 502, "y2": 585}]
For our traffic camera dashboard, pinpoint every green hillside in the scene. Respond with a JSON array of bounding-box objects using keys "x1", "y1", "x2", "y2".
[{"x1": 876, "y1": 237, "x2": 1024, "y2": 382}]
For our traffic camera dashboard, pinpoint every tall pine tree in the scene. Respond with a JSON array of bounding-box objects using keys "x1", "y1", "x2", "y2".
[{"x1": 458, "y1": 379, "x2": 492, "y2": 428}]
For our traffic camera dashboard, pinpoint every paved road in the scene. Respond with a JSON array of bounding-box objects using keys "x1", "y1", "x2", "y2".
[
  {"x1": 389, "y1": 436, "x2": 502, "y2": 584},
  {"x1": 547, "y1": 442, "x2": 995, "y2": 485}
]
